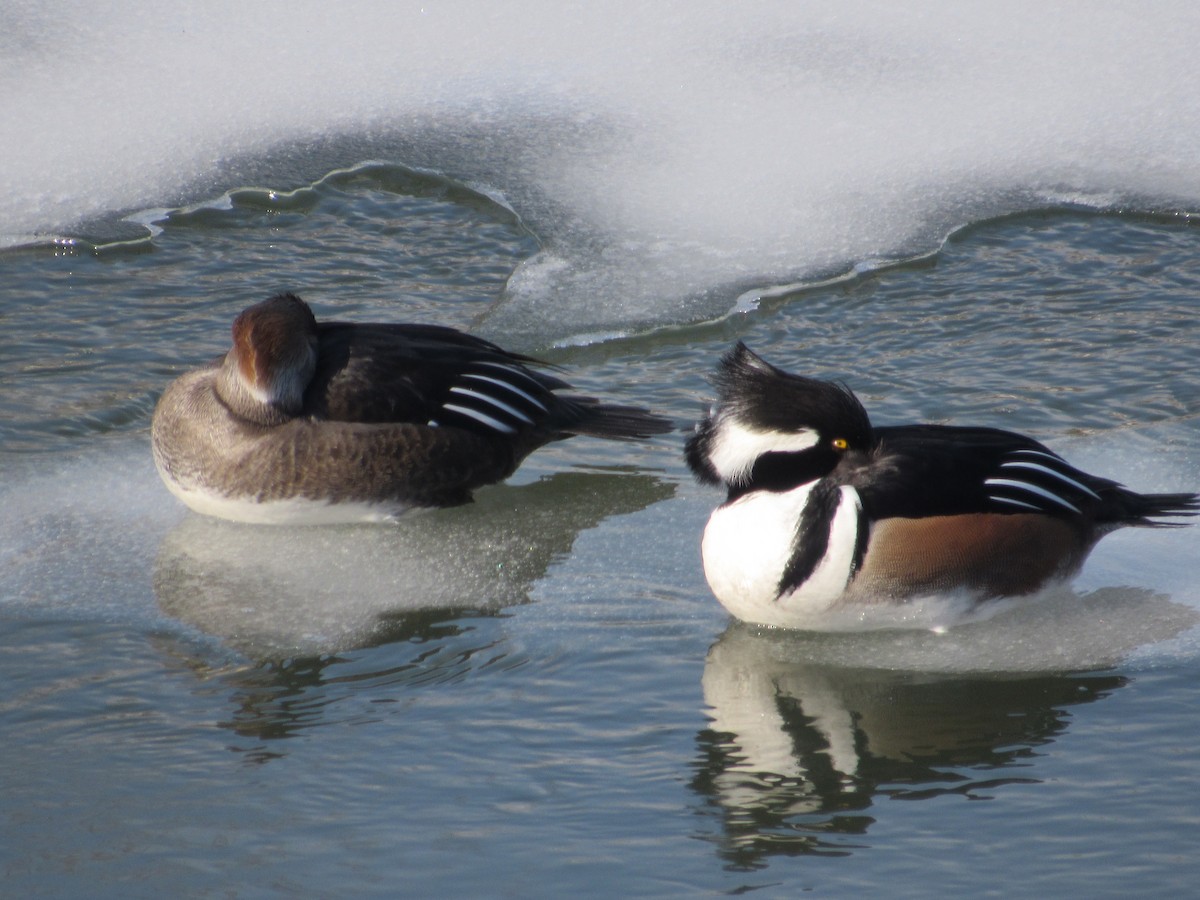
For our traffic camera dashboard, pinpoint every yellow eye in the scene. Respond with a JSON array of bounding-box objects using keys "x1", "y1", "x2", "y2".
[{"x1": 832, "y1": 438, "x2": 849, "y2": 451}]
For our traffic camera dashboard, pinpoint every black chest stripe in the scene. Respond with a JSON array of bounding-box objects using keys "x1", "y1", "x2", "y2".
[
  {"x1": 776, "y1": 480, "x2": 846, "y2": 600},
  {"x1": 851, "y1": 501, "x2": 869, "y2": 576}
]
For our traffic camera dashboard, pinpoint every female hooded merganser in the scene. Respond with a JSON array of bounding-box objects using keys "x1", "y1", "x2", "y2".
[
  {"x1": 152, "y1": 292, "x2": 672, "y2": 524},
  {"x1": 685, "y1": 342, "x2": 1198, "y2": 630}
]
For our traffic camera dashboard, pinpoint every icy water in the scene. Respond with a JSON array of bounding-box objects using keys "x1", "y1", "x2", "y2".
[{"x1": 3, "y1": 5, "x2": 1200, "y2": 898}]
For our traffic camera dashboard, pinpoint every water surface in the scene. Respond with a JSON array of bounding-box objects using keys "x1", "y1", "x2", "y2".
[{"x1": 2, "y1": 4, "x2": 1200, "y2": 897}]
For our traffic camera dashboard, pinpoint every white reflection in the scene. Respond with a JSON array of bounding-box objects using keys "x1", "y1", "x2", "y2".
[
  {"x1": 153, "y1": 470, "x2": 672, "y2": 658},
  {"x1": 695, "y1": 595, "x2": 1196, "y2": 860}
]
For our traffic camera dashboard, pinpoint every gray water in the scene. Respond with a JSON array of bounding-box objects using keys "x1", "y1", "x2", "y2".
[{"x1": 3, "y1": 5, "x2": 1200, "y2": 898}]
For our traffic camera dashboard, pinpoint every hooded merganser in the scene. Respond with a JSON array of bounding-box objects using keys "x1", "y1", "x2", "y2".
[
  {"x1": 685, "y1": 342, "x2": 1198, "y2": 630},
  {"x1": 152, "y1": 292, "x2": 672, "y2": 524}
]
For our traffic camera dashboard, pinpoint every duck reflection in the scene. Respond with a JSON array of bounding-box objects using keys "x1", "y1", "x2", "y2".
[
  {"x1": 149, "y1": 607, "x2": 513, "y2": 762},
  {"x1": 154, "y1": 469, "x2": 671, "y2": 659},
  {"x1": 152, "y1": 470, "x2": 672, "y2": 756},
  {"x1": 693, "y1": 588, "x2": 1197, "y2": 867}
]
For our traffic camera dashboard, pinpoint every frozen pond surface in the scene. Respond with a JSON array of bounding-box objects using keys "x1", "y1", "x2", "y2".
[{"x1": 2, "y1": 4, "x2": 1199, "y2": 896}]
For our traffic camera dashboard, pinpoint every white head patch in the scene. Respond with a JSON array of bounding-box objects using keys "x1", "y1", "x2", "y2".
[{"x1": 707, "y1": 416, "x2": 820, "y2": 486}]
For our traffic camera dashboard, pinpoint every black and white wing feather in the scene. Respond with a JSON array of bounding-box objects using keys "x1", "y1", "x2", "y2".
[
  {"x1": 983, "y1": 447, "x2": 1104, "y2": 515},
  {"x1": 305, "y1": 320, "x2": 670, "y2": 441},
  {"x1": 432, "y1": 360, "x2": 555, "y2": 435},
  {"x1": 857, "y1": 424, "x2": 1196, "y2": 527}
]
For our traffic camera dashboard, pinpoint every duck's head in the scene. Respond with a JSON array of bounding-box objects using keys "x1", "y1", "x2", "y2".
[
  {"x1": 215, "y1": 292, "x2": 319, "y2": 426},
  {"x1": 684, "y1": 342, "x2": 874, "y2": 491}
]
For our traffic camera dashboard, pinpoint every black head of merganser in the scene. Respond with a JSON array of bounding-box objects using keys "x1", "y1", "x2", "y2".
[
  {"x1": 685, "y1": 341, "x2": 873, "y2": 495},
  {"x1": 685, "y1": 342, "x2": 1198, "y2": 630},
  {"x1": 152, "y1": 292, "x2": 673, "y2": 524}
]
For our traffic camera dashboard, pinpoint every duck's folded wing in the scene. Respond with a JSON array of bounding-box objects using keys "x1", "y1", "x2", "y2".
[
  {"x1": 854, "y1": 424, "x2": 1118, "y2": 521},
  {"x1": 305, "y1": 322, "x2": 568, "y2": 426}
]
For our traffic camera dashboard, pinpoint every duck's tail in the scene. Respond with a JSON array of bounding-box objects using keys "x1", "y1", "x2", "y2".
[
  {"x1": 1109, "y1": 488, "x2": 1200, "y2": 528},
  {"x1": 556, "y1": 397, "x2": 675, "y2": 441}
]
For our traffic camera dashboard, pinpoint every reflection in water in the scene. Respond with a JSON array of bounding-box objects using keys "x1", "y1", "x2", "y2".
[
  {"x1": 690, "y1": 594, "x2": 1195, "y2": 868},
  {"x1": 154, "y1": 470, "x2": 672, "y2": 657},
  {"x1": 152, "y1": 610, "x2": 498, "y2": 762},
  {"x1": 151, "y1": 470, "x2": 672, "y2": 758}
]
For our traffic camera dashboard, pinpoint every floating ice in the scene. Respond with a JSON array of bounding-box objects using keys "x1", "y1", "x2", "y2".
[{"x1": 4, "y1": 3, "x2": 1200, "y2": 332}]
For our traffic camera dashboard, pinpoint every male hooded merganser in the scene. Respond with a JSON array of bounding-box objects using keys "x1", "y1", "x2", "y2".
[
  {"x1": 152, "y1": 292, "x2": 672, "y2": 524},
  {"x1": 685, "y1": 342, "x2": 1198, "y2": 630}
]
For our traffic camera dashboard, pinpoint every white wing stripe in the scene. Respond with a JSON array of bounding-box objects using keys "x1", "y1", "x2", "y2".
[
  {"x1": 440, "y1": 403, "x2": 517, "y2": 435},
  {"x1": 461, "y1": 373, "x2": 548, "y2": 412},
  {"x1": 449, "y1": 386, "x2": 535, "y2": 425},
  {"x1": 984, "y1": 478, "x2": 1082, "y2": 514},
  {"x1": 988, "y1": 494, "x2": 1044, "y2": 512},
  {"x1": 472, "y1": 361, "x2": 547, "y2": 391},
  {"x1": 999, "y1": 460, "x2": 1102, "y2": 500},
  {"x1": 1007, "y1": 449, "x2": 1066, "y2": 463}
]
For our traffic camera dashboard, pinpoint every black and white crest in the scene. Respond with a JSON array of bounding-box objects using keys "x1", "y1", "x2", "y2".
[{"x1": 685, "y1": 342, "x2": 873, "y2": 489}]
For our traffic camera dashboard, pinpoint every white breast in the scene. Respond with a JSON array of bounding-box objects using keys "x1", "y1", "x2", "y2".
[
  {"x1": 160, "y1": 477, "x2": 410, "y2": 525},
  {"x1": 700, "y1": 483, "x2": 863, "y2": 628}
]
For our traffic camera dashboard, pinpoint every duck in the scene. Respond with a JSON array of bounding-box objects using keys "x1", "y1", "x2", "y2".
[
  {"x1": 151, "y1": 292, "x2": 672, "y2": 524},
  {"x1": 684, "y1": 342, "x2": 1198, "y2": 630}
]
